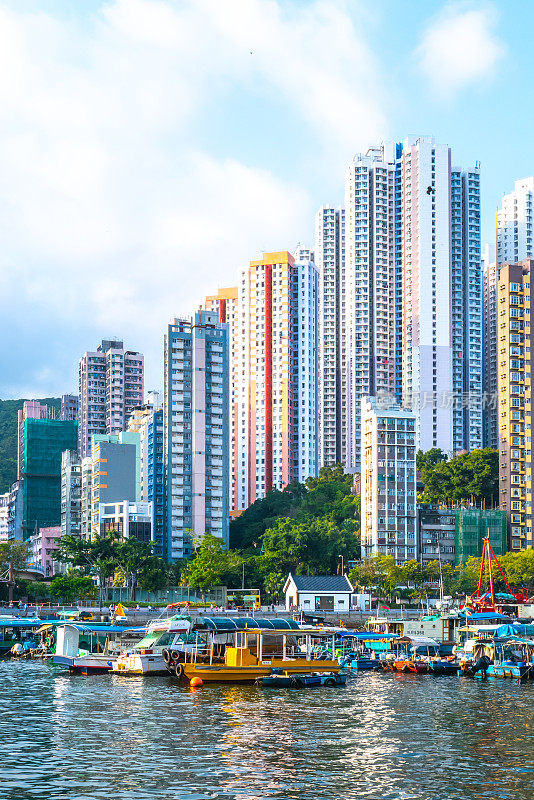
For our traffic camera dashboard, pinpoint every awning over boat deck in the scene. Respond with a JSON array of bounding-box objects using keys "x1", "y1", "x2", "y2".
[
  {"x1": 458, "y1": 612, "x2": 511, "y2": 621},
  {"x1": 63, "y1": 624, "x2": 144, "y2": 633},
  {"x1": 0, "y1": 618, "x2": 56, "y2": 628},
  {"x1": 339, "y1": 632, "x2": 398, "y2": 641},
  {"x1": 196, "y1": 617, "x2": 300, "y2": 632},
  {"x1": 494, "y1": 624, "x2": 534, "y2": 639},
  {"x1": 396, "y1": 636, "x2": 440, "y2": 647}
]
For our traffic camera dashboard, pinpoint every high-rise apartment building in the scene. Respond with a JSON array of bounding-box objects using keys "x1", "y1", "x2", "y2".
[
  {"x1": 127, "y1": 392, "x2": 165, "y2": 557},
  {"x1": 483, "y1": 244, "x2": 498, "y2": 448},
  {"x1": 61, "y1": 394, "x2": 79, "y2": 421},
  {"x1": 360, "y1": 396, "x2": 417, "y2": 564},
  {"x1": 164, "y1": 310, "x2": 229, "y2": 560},
  {"x1": 205, "y1": 288, "x2": 240, "y2": 515},
  {"x1": 344, "y1": 145, "x2": 398, "y2": 471},
  {"x1": 61, "y1": 450, "x2": 82, "y2": 538},
  {"x1": 80, "y1": 458, "x2": 93, "y2": 540},
  {"x1": 315, "y1": 206, "x2": 345, "y2": 466},
  {"x1": 489, "y1": 178, "x2": 534, "y2": 450},
  {"x1": 450, "y1": 166, "x2": 482, "y2": 451},
  {"x1": 78, "y1": 339, "x2": 144, "y2": 458},
  {"x1": 401, "y1": 138, "x2": 454, "y2": 453},
  {"x1": 497, "y1": 259, "x2": 533, "y2": 551},
  {"x1": 235, "y1": 251, "x2": 319, "y2": 507},
  {"x1": 497, "y1": 177, "x2": 534, "y2": 265},
  {"x1": 326, "y1": 137, "x2": 481, "y2": 467}
]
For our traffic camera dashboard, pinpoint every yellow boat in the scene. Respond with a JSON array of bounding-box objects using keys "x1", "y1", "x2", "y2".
[{"x1": 167, "y1": 617, "x2": 341, "y2": 684}]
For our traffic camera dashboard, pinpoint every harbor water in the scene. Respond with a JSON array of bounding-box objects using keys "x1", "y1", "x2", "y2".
[{"x1": 1, "y1": 660, "x2": 533, "y2": 800}]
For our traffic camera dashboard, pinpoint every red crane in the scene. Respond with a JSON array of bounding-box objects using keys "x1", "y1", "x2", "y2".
[{"x1": 469, "y1": 538, "x2": 525, "y2": 614}]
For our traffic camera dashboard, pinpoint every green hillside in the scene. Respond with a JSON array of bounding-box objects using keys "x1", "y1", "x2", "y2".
[{"x1": 0, "y1": 398, "x2": 61, "y2": 494}]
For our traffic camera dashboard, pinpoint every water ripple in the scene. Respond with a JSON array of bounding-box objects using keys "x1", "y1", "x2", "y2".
[{"x1": 0, "y1": 662, "x2": 533, "y2": 800}]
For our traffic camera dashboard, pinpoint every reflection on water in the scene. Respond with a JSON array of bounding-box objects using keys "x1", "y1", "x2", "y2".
[{"x1": 0, "y1": 661, "x2": 533, "y2": 800}]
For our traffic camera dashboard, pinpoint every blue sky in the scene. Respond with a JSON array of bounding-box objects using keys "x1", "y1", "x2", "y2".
[{"x1": 0, "y1": 0, "x2": 531, "y2": 397}]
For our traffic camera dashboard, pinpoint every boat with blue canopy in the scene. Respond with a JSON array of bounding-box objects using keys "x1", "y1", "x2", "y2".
[
  {"x1": 53, "y1": 623, "x2": 144, "y2": 674},
  {"x1": 337, "y1": 632, "x2": 398, "y2": 670}
]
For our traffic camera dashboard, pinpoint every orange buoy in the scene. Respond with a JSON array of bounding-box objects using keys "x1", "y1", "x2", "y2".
[{"x1": 190, "y1": 677, "x2": 203, "y2": 688}]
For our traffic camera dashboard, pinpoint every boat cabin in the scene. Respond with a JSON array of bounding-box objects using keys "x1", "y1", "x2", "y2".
[{"x1": 366, "y1": 614, "x2": 459, "y2": 645}]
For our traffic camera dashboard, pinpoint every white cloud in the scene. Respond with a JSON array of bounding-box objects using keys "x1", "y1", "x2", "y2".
[
  {"x1": 416, "y1": 2, "x2": 505, "y2": 98},
  {"x1": 0, "y1": 0, "x2": 386, "y2": 396}
]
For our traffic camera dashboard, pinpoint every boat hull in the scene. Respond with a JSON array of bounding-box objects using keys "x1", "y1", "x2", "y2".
[
  {"x1": 181, "y1": 659, "x2": 340, "y2": 684},
  {"x1": 53, "y1": 655, "x2": 114, "y2": 674},
  {"x1": 112, "y1": 653, "x2": 168, "y2": 676},
  {"x1": 428, "y1": 661, "x2": 459, "y2": 676},
  {"x1": 258, "y1": 672, "x2": 347, "y2": 688}
]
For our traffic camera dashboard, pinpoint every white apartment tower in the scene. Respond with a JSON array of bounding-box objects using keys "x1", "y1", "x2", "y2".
[
  {"x1": 235, "y1": 251, "x2": 319, "y2": 508},
  {"x1": 497, "y1": 177, "x2": 534, "y2": 265},
  {"x1": 164, "y1": 310, "x2": 229, "y2": 560},
  {"x1": 315, "y1": 206, "x2": 345, "y2": 466},
  {"x1": 360, "y1": 396, "x2": 417, "y2": 564},
  {"x1": 344, "y1": 145, "x2": 397, "y2": 471},
  {"x1": 401, "y1": 138, "x2": 454, "y2": 453},
  {"x1": 78, "y1": 339, "x2": 144, "y2": 458}
]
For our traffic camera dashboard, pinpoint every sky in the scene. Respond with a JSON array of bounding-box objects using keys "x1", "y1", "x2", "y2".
[{"x1": 1, "y1": 0, "x2": 533, "y2": 398}]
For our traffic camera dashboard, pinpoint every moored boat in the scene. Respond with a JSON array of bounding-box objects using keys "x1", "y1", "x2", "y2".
[
  {"x1": 52, "y1": 623, "x2": 143, "y2": 674},
  {"x1": 112, "y1": 615, "x2": 193, "y2": 676},
  {"x1": 338, "y1": 632, "x2": 398, "y2": 671},
  {"x1": 256, "y1": 670, "x2": 347, "y2": 688},
  {"x1": 166, "y1": 617, "x2": 341, "y2": 684}
]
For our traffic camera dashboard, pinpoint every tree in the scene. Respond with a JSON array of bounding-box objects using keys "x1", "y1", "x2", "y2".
[
  {"x1": 230, "y1": 465, "x2": 360, "y2": 552},
  {"x1": 349, "y1": 555, "x2": 398, "y2": 597},
  {"x1": 418, "y1": 448, "x2": 498, "y2": 505},
  {"x1": 114, "y1": 537, "x2": 157, "y2": 601},
  {"x1": 501, "y1": 549, "x2": 534, "y2": 589},
  {"x1": 416, "y1": 448, "x2": 447, "y2": 473},
  {"x1": 183, "y1": 534, "x2": 242, "y2": 601},
  {"x1": 401, "y1": 560, "x2": 425, "y2": 591},
  {"x1": 0, "y1": 541, "x2": 31, "y2": 571},
  {"x1": 263, "y1": 571, "x2": 285, "y2": 602},
  {"x1": 58, "y1": 534, "x2": 120, "y2": 608},
  {"x1": 50, "y1": 571, "x2": 97, "y2": 603}
]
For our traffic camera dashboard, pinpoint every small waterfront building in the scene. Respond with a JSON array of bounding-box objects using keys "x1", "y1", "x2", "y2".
[{"x1": 283, "y1": 574, "x2": 353, "y2": 613}]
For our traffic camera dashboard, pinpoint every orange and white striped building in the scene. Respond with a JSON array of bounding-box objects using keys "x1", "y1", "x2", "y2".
[{"x1": 207, "y1": 251, "x2": 319, "y2": 514}]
